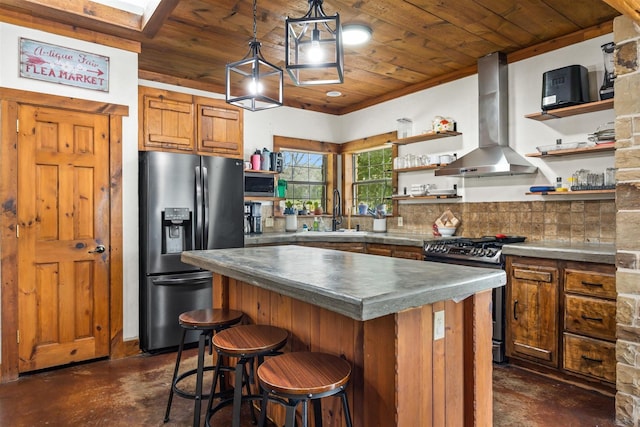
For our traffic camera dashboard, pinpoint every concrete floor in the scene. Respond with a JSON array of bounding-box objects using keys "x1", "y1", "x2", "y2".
[{"x1": 0, "y1": 348, "x2": 616, "y2": 426}]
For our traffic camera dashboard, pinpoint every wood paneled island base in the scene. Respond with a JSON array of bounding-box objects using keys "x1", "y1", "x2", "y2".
[
  {"x1": 212, "y1": 274, "x2": 492, "y2": 427},
  {"x1": 182, "y1": 246, "x2": 501, "y2": 427}
]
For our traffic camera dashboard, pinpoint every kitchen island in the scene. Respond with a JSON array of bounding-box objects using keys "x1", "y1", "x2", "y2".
[{"x1": 182, "y1": 245, "x2": 506, "y2": 427}]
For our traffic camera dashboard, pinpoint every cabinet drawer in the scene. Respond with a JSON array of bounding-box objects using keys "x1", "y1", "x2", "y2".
[
  {"x1": 564, "y1": 294, "x2": 616, "y2": 341},
  {"x1": 565, "y1": 268, "x2": 615, "y2": 299},
  {"x1": 563, "y1": 333, "x2": 616, "y2": 383}
]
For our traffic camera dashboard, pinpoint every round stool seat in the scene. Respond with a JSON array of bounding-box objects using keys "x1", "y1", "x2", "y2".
[
  {"x1": 256, "y1": 352, "x2": 353, "y2": 427},
  {"x1": 258, "y1": 352, "x2": 351, "y2": 396},
  {"x1": 213, "y1": 324, "x2": 289, "y2": 355},
  {"x1": 178, "y1": 308, "x2": 244, "y2": 329},
  {"x1": 206, "y1": 324, "x2": 290, "y2": 427},
  {"x1": 164, "y1": 308, "x2": 244, "y2": 427}
]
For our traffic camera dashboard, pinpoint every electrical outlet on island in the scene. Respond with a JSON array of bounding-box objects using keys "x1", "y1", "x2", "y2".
[{"x1": 433, "y1": 310, "x2": 445, "y2": 340}]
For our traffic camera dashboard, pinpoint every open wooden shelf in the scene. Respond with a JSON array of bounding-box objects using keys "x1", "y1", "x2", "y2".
[
  {"x1": 245, "y1": 169, "x2": 279, "y2": 174},
  {"x1": 244, "y1": 196, "x2": 284, "y2": 202},
  {"x1": 525, "y1": 99, "x2": 613, "y2": 121},
  {"x1": 525, "y1": 189, "x2": 615, "y2": 196},
  {"x1": 526, "y1": 142, "x2": 615, "y2": 157},
  {"x1": 393, "y1": 163, "x2": 452, "y2": 173},
  {"x1": 392, "y1": 194, "x2": 461, "y2": 200},
  {"x1": 391, "y1": 131, "x2": 462, "y2": 145}
]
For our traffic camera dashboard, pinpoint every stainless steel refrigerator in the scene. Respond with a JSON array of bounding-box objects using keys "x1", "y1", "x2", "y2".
[{"x1": 139, "y1": 151, "x2": 244, "y2": 352}]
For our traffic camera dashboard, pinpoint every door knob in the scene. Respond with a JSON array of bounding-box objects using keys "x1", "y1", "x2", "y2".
[{"x1": 89, "y1": 245, "x2": 106, "y2": 254}]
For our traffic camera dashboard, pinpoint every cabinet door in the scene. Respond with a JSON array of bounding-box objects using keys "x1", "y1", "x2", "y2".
[
  {"x1": 301, "y1": 241, "x2": 365, "y2": 253},
  {"x1": 392, "y1": 245, "x2": 423, "y2": 260},
  {"x1": 195, "y1": 97, "x2": 243, "y2": 158},
  {"x1": 367, "y1": 243, "x2": 392, "y2": 257},
  {"x1": 139, "y1": 87, "x2": 195, "y2": 151},
  {"x1": 506, "y1": 257, "x2": 559, "y2": 367}
]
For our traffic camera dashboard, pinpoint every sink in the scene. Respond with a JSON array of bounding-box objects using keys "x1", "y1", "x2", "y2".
[{"x1": 301, "y1": 231, "x2": 368, "y2": 236}]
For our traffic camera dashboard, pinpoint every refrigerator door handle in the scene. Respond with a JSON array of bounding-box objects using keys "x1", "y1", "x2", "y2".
[
  {"x1": 194, "y1": 165, "x2": 203, "y2": 249},
  {"x1": 151, "y1": 277, "x2": 210, "y2": 286},
  {"x1": 202, "y1": 166, "x2": 209, "y2": 244}
]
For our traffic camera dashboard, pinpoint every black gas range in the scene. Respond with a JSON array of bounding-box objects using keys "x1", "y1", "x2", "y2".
[
  {"x1": 423, "y1": 235, "x2": 527, "y2": 268},
  {"x1": 423, "y1": 235, "x2": 527, "y2": 363}
]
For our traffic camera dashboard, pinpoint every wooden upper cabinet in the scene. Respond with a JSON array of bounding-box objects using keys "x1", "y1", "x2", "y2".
[
  {"x1": 139, "y1": 87, "x2": 195, "y2": 152},
  {"x1": 195, "y1": 97, "x2": 244, "y2": 158},
  {"x1": 139, "y1": 88, "x2": 244, "y2": 158}
]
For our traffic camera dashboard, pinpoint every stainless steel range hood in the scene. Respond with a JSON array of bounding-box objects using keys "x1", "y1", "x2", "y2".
[{"x1": 435, "y1": 52, "x2": 537, "y2": 177}]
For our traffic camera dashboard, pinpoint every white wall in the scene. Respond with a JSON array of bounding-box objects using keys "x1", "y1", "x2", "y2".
[
  {"x1": 0, "y1": 23, "x2": 140, "y2": 348},
  {"x1": 0, "y1": 22, "x2": 615, "y2": 353},
  {"x1": 337, "y1": 34, "x2": 615, "y2": 202}
]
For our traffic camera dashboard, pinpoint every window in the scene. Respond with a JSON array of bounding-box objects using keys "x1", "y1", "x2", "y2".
[
  {"x1": 280, "y1": 150, "x2": 328, "y2": 212},
  {"x1": 352, "y1": 147, "x2": 393, "y2": 214}
]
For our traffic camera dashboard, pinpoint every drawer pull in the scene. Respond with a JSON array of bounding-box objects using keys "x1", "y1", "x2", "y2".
[
  {"x1": 513, "y1": 299, "x2": 518, "y2": 321},
  {"x1": 581, "y1": 314, "x2": 603, "y2": 322},
  {"x1": 581, "y1": 355, "x2": 603, "y2": 364},
  {"x1": 581, "y1": 281, "x2": 604, "y2": 288}
]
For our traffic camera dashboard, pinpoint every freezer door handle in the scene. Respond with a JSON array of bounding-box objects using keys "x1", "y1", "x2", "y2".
[
  {"x1": 151, "y1": 277, "x2": 211, "y2": 286},
  {"x1": 195, "y1": 165, "x2": 203, "y2": 249},
  {"x1": 202, "y1": 166, "x2": 209, "y2": 244}
]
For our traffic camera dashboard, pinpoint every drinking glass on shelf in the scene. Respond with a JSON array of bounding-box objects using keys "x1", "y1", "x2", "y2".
[{"x1": 605, "y1": 168, "x2": 616, "y2": 187}]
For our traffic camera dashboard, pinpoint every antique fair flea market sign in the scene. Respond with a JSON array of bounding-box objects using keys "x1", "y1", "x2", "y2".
[{"x1": 19, "y1": 38, "x2": 109, "y2": 92}]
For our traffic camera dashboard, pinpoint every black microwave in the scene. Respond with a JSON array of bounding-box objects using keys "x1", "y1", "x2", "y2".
[{"x1": 244, "y1": 172, "x2": 275, "y2": 197}]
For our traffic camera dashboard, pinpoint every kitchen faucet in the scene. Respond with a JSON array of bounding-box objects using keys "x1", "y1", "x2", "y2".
[{"x1": 332, "y1": 188, "x2": 342, "y2": 231}]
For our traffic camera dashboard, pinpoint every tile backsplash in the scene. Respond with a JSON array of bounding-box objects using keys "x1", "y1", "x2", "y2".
[
  {"x1": 387, "y1": 200, "x2": 615, "y2": 243},
  {"x1": 265, "y1": 199, "x2": 615, "y2": 243}
]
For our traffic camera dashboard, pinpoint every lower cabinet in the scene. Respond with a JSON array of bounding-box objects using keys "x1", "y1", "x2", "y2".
[
  {"x1": 298, "y1": 241, "x2": 366, "y2": 253},
  {"x1": 505, "y1": 257, "x2": 559, "y2": 367},
  {"x1": 562, "y1": 262, "x2": 616, "y2": 384},
  {"x1": 505, "y1": 256, "x2": 616, "y2": 388},
  {"x1": 366, "y1": 243, "x2": 423, "y2": 259}
]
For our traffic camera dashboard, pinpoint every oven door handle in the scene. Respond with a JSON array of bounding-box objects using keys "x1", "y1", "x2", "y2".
[{"x1": 513, "y1": 299, "x2": 518, "y2": 321}]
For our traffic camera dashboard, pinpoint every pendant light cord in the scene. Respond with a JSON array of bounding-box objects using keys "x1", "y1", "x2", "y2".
[{"x1": 252, "y1": 0, "x2": 257, "y2": 42}]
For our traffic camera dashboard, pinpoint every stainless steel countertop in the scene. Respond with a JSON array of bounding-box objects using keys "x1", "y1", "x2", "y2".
[
  {"x1": 502, "y1": 241, "x2": 616, "y2": 264},
  {"x1": 182, "y1": 245, "x2": 505, "y2": 321}
]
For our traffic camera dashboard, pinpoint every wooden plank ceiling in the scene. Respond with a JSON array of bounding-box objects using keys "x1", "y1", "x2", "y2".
[{"x1": 0, "y1": 0, "x2": 623, "y2": 115}]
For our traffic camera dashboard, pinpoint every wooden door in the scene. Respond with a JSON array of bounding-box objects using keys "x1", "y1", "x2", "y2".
[
  {"x1": 506, "y1": 257, "x2": 559, "y2": 367},
  {"x1": 17, "y1": 105, "x2": 111, "y2": 372}
]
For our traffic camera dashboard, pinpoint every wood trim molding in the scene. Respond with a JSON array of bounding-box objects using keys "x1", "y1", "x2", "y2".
[
  {"x1": 0, "y1": 99, "x2": 20, "y2": 381},
  {"x1": 0, "y1": 88, "x2": 129, "y2": 116},
  {"x1": 603, "y1": 0, "x2": 640, "y2": 24},
  {"x1": 0, "y1": 7, "x2": 141, "y2": 53},
  {"x1": 340, "y1": 131, "x2": 396, "y2": 154},
  {"x1": 273, "y1": 135, "x2": 341, "y2": 154},
  {"x1": 0, "y1": 89, "x2": 131, "y2": 382}
]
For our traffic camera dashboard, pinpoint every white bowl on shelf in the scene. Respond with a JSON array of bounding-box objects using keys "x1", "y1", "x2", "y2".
[{"x1": 438, "y1": 226, "x2": 456, "y2": 237}]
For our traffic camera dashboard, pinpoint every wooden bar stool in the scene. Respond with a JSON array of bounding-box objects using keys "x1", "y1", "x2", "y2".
[
  {"x1": 205, "y1": 324, "x2": 289, "y2": 427},
  {"x1": 257, "y1": 352, "x2": 353, "y2": 427},
  {"x1": 164, "y1": 308, "x2": 244, "y2": 427}
]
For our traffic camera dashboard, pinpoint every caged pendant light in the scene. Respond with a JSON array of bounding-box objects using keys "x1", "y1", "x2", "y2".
[
  {"x1": 226, "y1": 0, "x2": 283, "y2": 111},
  {"x1": 285, "y1": 0, "x2": 343, "y2": 86}
]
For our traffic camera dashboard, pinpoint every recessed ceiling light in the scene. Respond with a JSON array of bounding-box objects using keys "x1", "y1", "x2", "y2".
[
  {"x1": 342, "y1": 24, "x2": 372, "y2": 46},
  {"x1": 326, "y1": 91, "x2": 342, "y2": 97}
]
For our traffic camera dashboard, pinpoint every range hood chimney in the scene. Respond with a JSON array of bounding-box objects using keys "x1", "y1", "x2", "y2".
[{"x1": 435, "y1": 52, "x2": 537, "y2": 177}]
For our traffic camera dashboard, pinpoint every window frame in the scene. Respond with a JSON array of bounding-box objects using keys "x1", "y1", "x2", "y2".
[
  {"x1": 273, "y1": 136, "x2": 339, "y2": 215},
  {"x1": 340, "y1": 132, "x2": 398, "y2": 216}
]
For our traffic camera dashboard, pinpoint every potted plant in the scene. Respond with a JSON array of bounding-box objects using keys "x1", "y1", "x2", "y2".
[
  {"x1": 284, "y1": 201, "x2": 298, "y2": 232},
  {"x1": 283, "y1": 200, "x2": 296, "y2": 215},
  {"x1": 313, "y1": 201, "x2": 323, "y2": 215}
]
